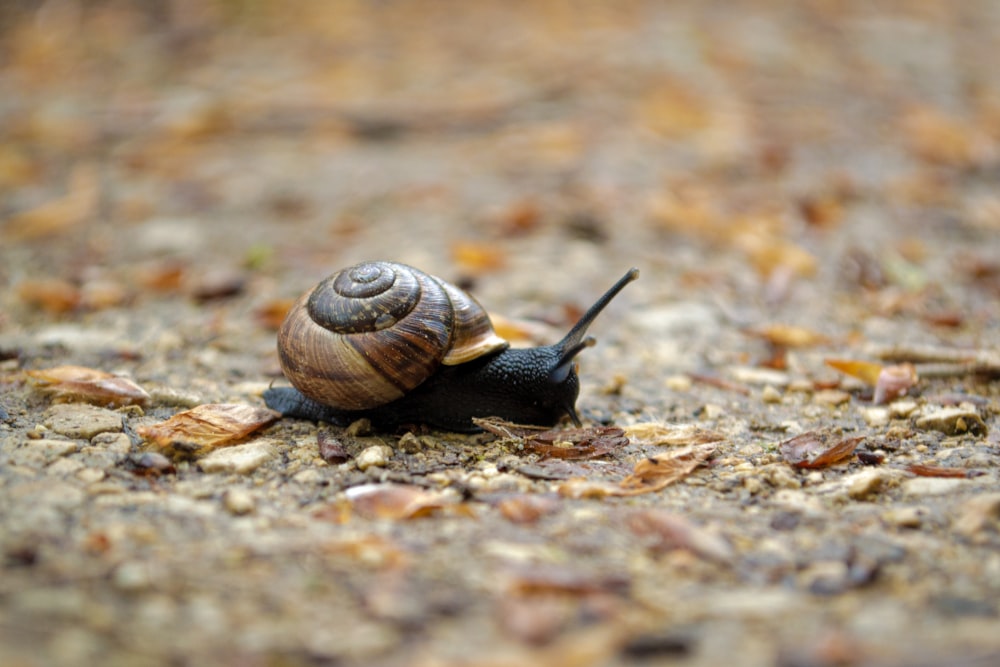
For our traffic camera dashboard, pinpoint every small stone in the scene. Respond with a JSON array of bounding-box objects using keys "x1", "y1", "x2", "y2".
[
  {"x1": 12, "y1": 438, "x2": 78, "y2": 467},
  {"x1": 344, "y1": 418, "x2": 373, "y2": 437},
  {"x1": 293, "y1": 468, "x2": 323, "y2": 484},
  {"x1": 902, "y1": 476, "x2": 967, "y2": 497},
  {"x1": 356, "y1": 445, "x2": 393, "y2": 471},
  {"x1": 862, "y1": 407, "x2": 890, "y2": 427},
  {"x1": 701, "y1": 404, "x2": 724, "y2": 420},
  {"x1": 75, "y1": 467, "x2": 106, "y2": 484},
  {"x1": 761, "y1": 385, "x2": 783, "y2": 404},
  {"x1": 222, "y1": 489, "x2": 255, "y2": 515},
  {"x1": 148, "y1": 387, "x2": 203, "y2": 408},
  {"x1": 846, "y1": 468, "x2": 899, "y2": 500},
  {"x1": 397, "y1": 432, "x2": 423, "y2": 453},
  {"x1": 889, "y1": 400, "x2": 918, "y2": 419},
  {"x1": 43, "y1": 404, "x2": 122, "y2": 439},
  {"x1": 46, "y1": 457, "x2": 85, "y2": 476},
  {"x1": 813, "y1": 389, "x2": 851, "y2": 407},
  {"x1": 199, "y1": 440, "x2": 277, "y2": 474},
  {"x1": 91, "y1": 431, "x2": 132, "y2": 456},
  {"x1": 952, "y1": 493, "x2": 1000, "y2": 538},
  {"x1": 112, "y1": 561, "x2": 154, "y2": 592},
  {"x1": 915, "y1": 407, "x2": 987, "y2": 436},
  {"x1": 665, "y1": 374, "x2": 692, "y2": 391},
  {"x1": 729, "y1": 366, "x2": 791, "y2": 387},
  {"x1": 882, "y1": 506, "x2": 929, "y2": 528}
]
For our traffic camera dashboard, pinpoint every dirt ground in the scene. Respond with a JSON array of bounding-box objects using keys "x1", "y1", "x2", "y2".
[{"x1": 2, "y1": 2, "x2": 1000, "y2": 666}]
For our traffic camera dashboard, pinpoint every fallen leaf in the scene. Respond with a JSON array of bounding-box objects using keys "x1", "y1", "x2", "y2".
[
  {"x1": 451, "y1": 241, "x2": 506, "y2": 274},
  {"x1": 906, "y1": 464, "x2": 983, "y2": 479},
  {"x1": 779, "y1": 431, "x2": 862, "y2": 468},
  {"x1": 623, "y1": 423, "x2": 725, "y2": 447},
  {"x1": 627, "y1": 509, "x2": 734, "y2": 564},
  {"x1": 17, "y1": 278, "x2": 81, "y2": 313},
  {"x1": 825, "y1": 358, "x2": 883, "y2": 386},
  {"x1": 504, "y1": 566, "x2": 630, "y2": 597},
  {"x1": 26, "y1": 365, "x2": 149, "y2": 407},
  {"x1": 255, "y1": 298, "x2": 295, "y2": 330},
  {"x1": 474, "y1": 416, "x2": 551, "y2": 439},
  {"x1": 496, "y1": 494, "x2": 560, "y2": 524},
  {"x1": 317, "y1": 431, "x2": 351, "y2": 463},
  {"x1": 620, "y1": 444, "x2": 718, "y2": 493},
  {"x1": 344, "y1": 483, "x2": 471, "y2": 520},
  {"x1": 4, "y1": 163, "x2": 99, "y2": 242},
  {"x1": 136, "y1": 403, "x2": 279, "y2": 455},
  {"x1": 523, "y1": 426, "x2": 628, "y2": 460}
]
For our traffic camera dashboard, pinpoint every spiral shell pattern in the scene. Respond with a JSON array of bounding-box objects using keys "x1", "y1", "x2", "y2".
[{"x1": 277, "y1": 261, "x2": 507, "y2": 411}]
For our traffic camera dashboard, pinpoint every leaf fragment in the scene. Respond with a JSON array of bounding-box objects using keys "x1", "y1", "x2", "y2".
[
  {"x1": 523, "y1": 426, "x2": 628, "y2": 460},
  {"x1": 779, "y1": 431, "x2": 862, "y2": 468},
  {"x1": 627, "y1": 510, "x2": 734, "y2": 564},
  {"x1": 136, "y1": 403, "x2": 279, "y2": 455},
  {"x1": 344, "y1": 483, "x2": 471, "y2": 520},
  {"x1": 620, "y1": 444, "x2": 718, "y2": 493},
  {"x1": 623, "y1": 422, "x2": 725, "y2": 447},
  {"x1": 825, "y1": 358, "x2": 883, "y2": 386},
  {"x1": 906, "y1": 464, "x2": 983, "y2": 479},
  {"x1": 747, "y1": 324, "x2": 830, "y2": 348},
  {"x1": 26, "y1": 365, "x2": 149, "y2": 407}
]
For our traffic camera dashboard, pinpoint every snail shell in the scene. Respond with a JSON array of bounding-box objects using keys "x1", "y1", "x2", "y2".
[{"x1": 276, "y1": 261, "x2": 508, "y2": 411}]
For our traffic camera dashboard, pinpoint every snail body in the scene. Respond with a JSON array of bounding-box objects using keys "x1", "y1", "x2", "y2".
[{"x1": 264, "y1": 261, "x2": 638, "y2": 432}]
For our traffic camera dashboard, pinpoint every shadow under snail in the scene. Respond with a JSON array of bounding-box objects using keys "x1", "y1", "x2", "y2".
[{"x1": 263, "y1": 261, "x2": 639, "y2": 432}]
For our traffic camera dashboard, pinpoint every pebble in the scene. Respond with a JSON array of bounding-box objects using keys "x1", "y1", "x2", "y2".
[
  {"x1": 46, "y1": 457, "x2": 85, "y2": 476},
  {"x1": 882, "y1": 506, "x2": 929, "y2": 528},
  {"x1": 43, "y1": 404, "x2": 122, "y2": 439},
  {"x1": 846, "y1": 469, "x2": 900, "y2": 500},
  {"x1": 761, "y1": 385, "x2": 783, "y2": 404},
  {"x1": 914, "y1": 407, "x2": 987, "y2": 436},
  {"x1": 729, "y1": 366, "x2": 791, "y2": 387},
  {"x1": 862, "y1": 407, "x2": 890, "y2": 427},
  {"x1": 952, "y1": 493, "x2": 1000, "y2": 538},
  {"x1": 199, "y1": 440, "x2": 277, "y2": 474},
  {"x1": 356, "y1": 445, "x2": 393, "y2": 471},
  {"x1": 112, "y1": 560, "x2": 154, "y2": 592},
  {"x1": 11, "y1": 438, "x2": 78, "y2": 467},
  {"x1": 901, "y1": 477, "x2": 968, "y2": 497},
  {"x1": 222, "y1": 489, "x2": 255, "y2": 515},
  {"x1": 889, "y1": 400, "x2": 918, "y2": 419},
  {"x1": 812, "y1": 389, "x2": 851, "y2": 407}
]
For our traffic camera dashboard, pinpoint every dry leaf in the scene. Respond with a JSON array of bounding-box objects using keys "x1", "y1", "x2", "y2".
[
  {"x1": 473, "y1": 417, "x2": 550, "y2": 439},
  {"x1": 620, "y1": 444, "x2": 718, "y2": 493},
  {"x1": 906, "y1": 464, "x2": 982, "y2": 479},
  {"x1": 779, "y1": 431, "x2": 862, "y2": 468},
  {"x1": 623, "y1": 422, "x2": 725, "y2": 447},
  {"x1": 496, "y1": 494, "x2": 560, "y2": 524},
  {"x1": 255, "y1": 298, "x2": 295, "y2": 330},
  {"x1": 17, "y1": 278, "x2": 81, "y2": 313},
  {"x1": 4, "y1": 163, "x2": 99, "y2": 242},
  {"x1": 137, "y1": 403, "x2": 279, "y2": 455},
  {"x1": 344, "y1": 483, "x2": 471, "y2": 520},
  {"x1": 523, "y1": 426, "x2": 628, "y2": 460},
  {"x1": 451, "y1": 241, "x2": 507, "y2": 274},
  {"x1": 26, "y1": 365, "x2": 149, "y2": 407},
  {"x1": 825, "y1": 358, "x2": 883, "y2": 386},
  {"x1": 747, "y1": 324, "x2": 830, "y2": 348},
  {"x1": 627, "y1": 510, "x2": 734, "y2": 564}
]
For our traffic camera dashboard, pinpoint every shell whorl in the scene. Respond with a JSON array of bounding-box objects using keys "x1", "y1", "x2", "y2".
[{"x1": 277, "y1": 261, "x2": 507, "y2": 412}]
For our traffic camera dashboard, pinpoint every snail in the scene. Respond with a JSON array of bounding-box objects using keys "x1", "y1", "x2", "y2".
[{"x1": 263, "y1": 261, "x2": 638, "y2": 432}]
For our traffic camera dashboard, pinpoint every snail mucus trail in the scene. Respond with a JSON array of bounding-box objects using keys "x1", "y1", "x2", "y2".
[{"x1": 263, "y1": 262, "x2": 639, "y2": 432}]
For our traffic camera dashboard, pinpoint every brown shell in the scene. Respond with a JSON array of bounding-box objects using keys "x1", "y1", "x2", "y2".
[{"x1": 276, "y1": 261, "x2": 508, "y2": 411}]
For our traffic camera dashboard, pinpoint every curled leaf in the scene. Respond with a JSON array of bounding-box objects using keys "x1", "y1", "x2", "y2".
[
  {"x1": 523, "y1": 426, "x2": 628, "y2": 460},
  {"x1": 623, "y1": 423, "x2": 724, "y2": 447},
  {"x1": 136, "y1": 403, "x2": 279, "y2": 455},
  {"x1": 825, "y1": 358, "x2": 883, "y2": 386},
  {"x1": 873, "y1": 363, "x2": 918, "y2": 405},
  {"x1": 906, "y1": 464, "x2": 983, "y2": 479},
  {"x1": 620, "y1": 444, "x2": 718, "y2": 493},
  {"x1": 344, "y1": 483, "x2": 471, "y2": 520},
  {"x1": 779, "y1": 431, "x2": 862, "y2": 469},
  {"x1": 27, "y1": 365, "x2": 149, "y2": 407}
]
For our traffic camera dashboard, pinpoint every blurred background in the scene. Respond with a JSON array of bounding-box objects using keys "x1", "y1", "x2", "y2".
[{"x1": 2, "y1": 0, "x2": 999, "y2": 363}]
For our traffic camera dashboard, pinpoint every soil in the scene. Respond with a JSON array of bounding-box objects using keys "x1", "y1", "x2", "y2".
[{"x1": 2, "y1": 2, "x2": 1000, "y2": 666}]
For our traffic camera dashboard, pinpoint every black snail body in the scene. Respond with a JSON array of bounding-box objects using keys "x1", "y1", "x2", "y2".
[{"x1": 263, "y1": 261, "x2": 638, "y2": 432}]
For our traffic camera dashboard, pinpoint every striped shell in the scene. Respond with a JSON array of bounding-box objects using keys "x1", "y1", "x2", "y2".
[{"x1": 276, "y1": 261, "x2": 508, "y2": 411}]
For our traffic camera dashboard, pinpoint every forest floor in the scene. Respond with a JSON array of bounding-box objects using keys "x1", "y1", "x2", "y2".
[{"x1": 2, "y1": 2, "x2": 1000, "y2": 666}]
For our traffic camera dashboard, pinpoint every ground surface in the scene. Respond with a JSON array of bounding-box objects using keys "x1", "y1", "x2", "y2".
[{"x1": 2, "y1": 2, "x2": 1000, "y2": 666}]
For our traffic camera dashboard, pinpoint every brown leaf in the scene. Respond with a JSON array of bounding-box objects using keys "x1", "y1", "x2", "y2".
[
  {"x1": 4, "y1": 163, "x2": 99, "y2": 242},
  {"x1": 504, "y1": 566, "x2": 630, "y2": 597},
  {"x1": 136, "y1": 403, "x2": 279, "y2": 454},
  {"x1": 523, "y1": 426, "x2": 628, "y2": 460},
  {"x1": 779, "y1": 431, "x2": 862, "y2": 469},
  {"x1": 255, "y1": 298, "x2": 295, "y2": 330},
  {"x1": 623, "y1": 423, "x2": 725, "y2": 447},
  {"x1": 344, "y1": 483, "x2": 472, "y2": 520},
  {"x1": 619, "y1": 444, "x2": 718, "y2": 493},
  {"x1": 496, "y1": 494, "x2": 560, "y2": 524},
  {"x1": 451, "y1": 241, "x2": 506, "y2": 274},
  {"x1": 17, "y1": 278, "x2": 81, "y2": 313},
  {"x1": 473, "y1": 417, "x2": 550, "y2": 439},
  {"x1": 627, "y1": 509, "x2": 734, "y2": 564},
  {"x1": 26, "y1": 365, "x2": 149, "y2": 407},
  {"x1": 907, "y1": 464, "x2": 982, "y2": 479},
  {"x1": 747, "y1": 324, "x2": 831, "y2": 348}
]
